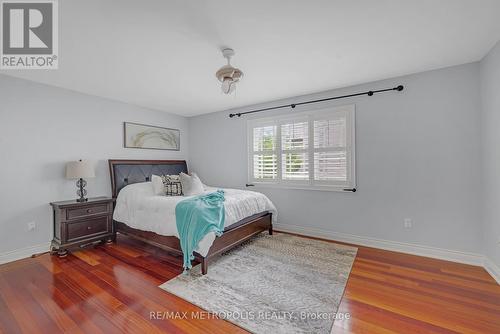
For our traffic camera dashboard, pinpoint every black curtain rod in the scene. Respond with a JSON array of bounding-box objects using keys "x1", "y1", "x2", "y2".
[{"x1": 229, "y1": 85, "x2": 404, "y2": 118}]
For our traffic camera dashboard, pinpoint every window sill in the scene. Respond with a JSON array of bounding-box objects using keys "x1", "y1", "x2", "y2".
[{"x1": 248, "y1": 182, "x2": 356, "y2": 193}]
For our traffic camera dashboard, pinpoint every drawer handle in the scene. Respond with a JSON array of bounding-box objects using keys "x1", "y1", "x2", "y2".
[
  {"x1": 87, "y1": 226, "x2": 92, "y2": 230},
  {"x1": 87, "y1": 209, "x2": 93, "y2": 213}
]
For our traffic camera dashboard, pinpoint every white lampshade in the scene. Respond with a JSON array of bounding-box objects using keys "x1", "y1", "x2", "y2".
[{"x1": 66, "y1": 160, "x2": 95, "y2": 179}]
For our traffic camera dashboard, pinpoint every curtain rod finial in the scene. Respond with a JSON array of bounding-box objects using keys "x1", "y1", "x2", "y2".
[{"x1": 396, "y1": 85, "x2": 404, "y2": 91}]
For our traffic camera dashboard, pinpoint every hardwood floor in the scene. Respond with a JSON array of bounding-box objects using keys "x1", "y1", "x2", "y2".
[
  {"x1": 0, "y1": 232, "x2": 499, "y2": 333},
  {"x1": 332, "y1": 246, "x2": 500, "y2": 333}
]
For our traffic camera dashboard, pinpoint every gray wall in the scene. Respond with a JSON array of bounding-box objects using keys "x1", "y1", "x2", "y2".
[
  {"x1": 0, "y1": 75, "x2": 189, "y2": 253},
  {"x1": 480, "y1": 41, "x2": 500, "y2": 268},
  {"x1": 189, "y1": 63, "x2": 483, "y2": 254}
]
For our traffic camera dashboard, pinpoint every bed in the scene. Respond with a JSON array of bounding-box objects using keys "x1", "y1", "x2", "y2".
[{"x1": 109, "y1": 159, "x2": 275, "y2": 275}]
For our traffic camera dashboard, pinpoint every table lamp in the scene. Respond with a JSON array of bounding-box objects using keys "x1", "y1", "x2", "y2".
[{"x1": 66, "y1": 160, "x2": 95, "y2": 202}]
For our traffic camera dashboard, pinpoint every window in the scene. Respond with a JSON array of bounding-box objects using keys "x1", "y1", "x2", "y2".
[{"x1": 248, "y1": 105, "x2": 355, "y2": 191}]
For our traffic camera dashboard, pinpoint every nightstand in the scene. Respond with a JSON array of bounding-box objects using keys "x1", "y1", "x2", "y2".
[{"x1": 50, "y1": 197, "x2": 115, "y2": 257}]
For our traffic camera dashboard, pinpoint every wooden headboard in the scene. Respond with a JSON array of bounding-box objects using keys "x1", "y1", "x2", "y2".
[{"x1": 108, "y1": 159, "x2": 188, "y2": 198}]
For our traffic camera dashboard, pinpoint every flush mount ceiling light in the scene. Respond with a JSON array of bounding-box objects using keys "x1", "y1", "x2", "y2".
[{"x1": 215, "y1": 48, "x2": 243, "y2": 94}]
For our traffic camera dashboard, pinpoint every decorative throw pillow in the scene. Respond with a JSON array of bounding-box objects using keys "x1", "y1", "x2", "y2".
[
  {"x1": 151, "y1": 174, "x2": 165, "y2": 195},
  {"x1": 179, "y1": 172, "x2": 204, "y2": 196},
  {"x1": 161, "y1": 174, "x2": 183, "y2": 196}
]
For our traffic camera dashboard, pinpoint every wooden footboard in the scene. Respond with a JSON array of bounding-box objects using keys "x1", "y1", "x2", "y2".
[{"x1": 114, "y1": 211, "x2": 272, "y2": 275}]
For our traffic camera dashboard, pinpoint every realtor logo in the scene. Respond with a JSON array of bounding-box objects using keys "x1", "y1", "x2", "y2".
[{"x1": 1, "y1": 0, "x2": 58, "y2": 69}]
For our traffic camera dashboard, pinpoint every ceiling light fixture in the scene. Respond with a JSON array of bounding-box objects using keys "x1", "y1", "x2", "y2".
[{"x1": 215, "y1": 48, "x2": 243, "y2": 94}]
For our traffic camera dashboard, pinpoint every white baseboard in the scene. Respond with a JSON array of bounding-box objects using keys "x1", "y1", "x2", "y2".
[
  {"x1": 483, "y1": 258, "x2": 500, "y2": 284},
  {"x1": 274, "y1": 223, "x2": 485, "y2": 266},
  {"x1": 0, "y1": 242, "x2": 51, "y2": 265}
]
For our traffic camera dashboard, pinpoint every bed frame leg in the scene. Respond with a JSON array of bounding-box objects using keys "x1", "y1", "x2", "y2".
[
  {"x1": 268, "y1": 213, "x2": 273, "y2": 235},
  {"x1": 201, "y1": 258, "x2": 208, "y2": 275}
]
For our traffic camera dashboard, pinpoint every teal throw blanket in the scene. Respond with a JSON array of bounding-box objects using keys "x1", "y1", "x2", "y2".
[{"x1": 175, "y1": 190, "x2": 225, "y2": 271}]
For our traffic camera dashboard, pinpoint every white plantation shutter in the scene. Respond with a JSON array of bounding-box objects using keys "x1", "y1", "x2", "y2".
[
  {"x1": 281, "y1": 120, "x2": 309, "y2": 181},
  {"x1": 314, "y1": 151, "x2": 347, "y2": 181},
  {"x1": 248, "y1": 105, "x2": 355, "y2": 190},
  {"x1": 313, "y1": 113, "x2": 350, "y2": 184},
  {"x1": 252, "y1": 125, "x2": 278, "y2": 180}
]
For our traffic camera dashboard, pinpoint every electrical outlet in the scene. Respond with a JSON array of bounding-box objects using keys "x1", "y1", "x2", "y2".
[
  {"x1": 27, "y1": 221, "x2": 36, "y2": 231},
  {"x1": 404, "y1": 218, "x2": 412, "y2": 229}
]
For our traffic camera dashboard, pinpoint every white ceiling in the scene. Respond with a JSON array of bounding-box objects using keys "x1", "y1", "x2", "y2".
[{"x1": 3, "y1": 0, "x2": 500, "y2": 116}]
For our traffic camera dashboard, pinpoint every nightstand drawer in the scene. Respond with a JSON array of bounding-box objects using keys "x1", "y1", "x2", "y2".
[
  {"x1": 67, "y1": 204, "x2": 109, "y2": 220},
  {"x1": 67, "y1": 217, "x2": 110, "y2": 241}
]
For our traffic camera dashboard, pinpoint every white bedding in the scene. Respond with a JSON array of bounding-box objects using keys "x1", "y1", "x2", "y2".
[{"x1": 113, "y1": 182, "x2": 277, "y2": 257}]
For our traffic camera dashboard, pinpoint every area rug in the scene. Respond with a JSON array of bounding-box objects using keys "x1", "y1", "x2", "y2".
[{"x1": 159, "y1": 233, "x2": 357, "y2": 334}]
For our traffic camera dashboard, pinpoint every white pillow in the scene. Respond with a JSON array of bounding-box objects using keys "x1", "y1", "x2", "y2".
[
  {"x1": 179, "y1": 172, "x2": 204, "y2": 196},
  {"x1": 151, "y1": 174, "x2": 165, "y2": 195}
]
